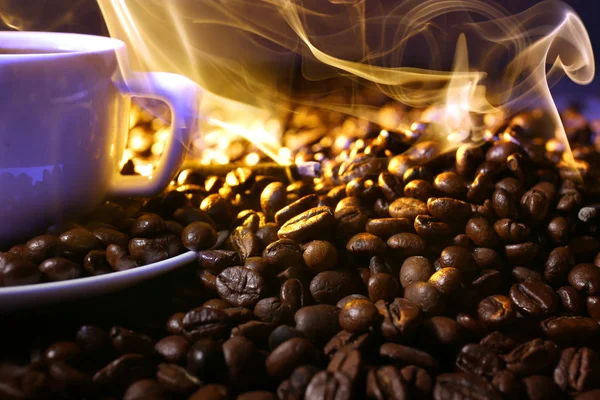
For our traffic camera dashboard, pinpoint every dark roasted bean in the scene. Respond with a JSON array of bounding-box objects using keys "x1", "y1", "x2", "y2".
[
  {"x1": 263, "y1": 239, "x2": 303, "y2": 268},
  {"x1": 157, "y1": 363, "x2": 201, "y2": 394},
  {"x1": 521, "y1": 189, "x2": 549, "y2": 222},
  {"x1": 310, "y1": 270, "x2": 362, "y2": 305},
  {"x1": 216, "y1": 266, "x2": 265, "y2": 307},
  {"x1": 544, "y1": 246, "x2": 574, "y2": 286},
  {"x1": 387, "y1": 233, "x2": 426, "y2": 257},
  {"x1": 433, "y1": 372, "x2": 502, "y2": 400},
  {"x1": 186, "y1": 339, "x2": 226, "y2": 382},
  {"x1": 304, "y1": 371, "x2": 352, "y2": 400},
  {"x1": 294, "y1": 305, "x2": 341, "y2": 345},
  {"x1": 477, "y1": 295, "x2": 516, "y2": 327},
  {"x1": 427, "y1": 197, "x2": 472, "y2": 222},
  {"x1": 400, "y1": 256, "x2": 435, "y2": 288},
  {"x1": 456, "y1": 343, "x2": 504, "y2": 378},
  {"x1": 522, "y1": 375, "x2": 562, "y2": 400},
  {"x1": 188, "y1": 384, "x2": 230, "y2": 400},
  {"x1": 510, "y1": 279, "x2": 557, "y2": 318},
  {"x1": 569, "y1": 263, "x2": 600, "y2": 295},
  {"x1": 92, "y1": 354, "x2": 151, "y2": 388},
  {"x1": 480, "y1": 331, "x2": 516, "y2": 354},
  {"x1": 493, "y1": 218, "x2": 530, "y2": 243},
  {"x1": 434, "y1": 172, "x2": 466, "y2": 197},
  {"x1": 553, "y1": 347, "x2": 600, "y2": 392},
  {"x1": 83, "y1": 250, "x2": 112, "y2": 276},
  {"x1": 266, "y1": 337, "x2": 319, "y2": 379},
  {"x1": 124, "y1": 379, "x2": 166, "y2": 400},
  {"x1": 198, "y1": 250, "x2": 240, "y2": 274},
  {"x1": 39, "y1": 257, "x2": 82, "y2": 281},
  {"x1": 558, "y1": 286, "x2": 583, "y2": 314},
  {"x1": 547, "y1": 216, "x2": 571, "y2": 244},
  {"x1": 59, "y1": 228, "x2": 101, "y2": 254},
  {"x1": 278, "y1": 206, "x2": 335, "y2": 242},
  {"x1": 182, "y1": 308, "x2": 230, "y2": 341},
  {"x1": 368, "y1": 273, "x2": 400, "y2": 302},
  {"x1": 366, "y1": 366, "x2": 408, "y2": 400},
  {"x1": 465, "y1": 217, "x2": 498, "y2": 247},
  {"x1": 492, "y1": 188, "x2": 519, "y2": 219},
  {"x1": 512, "y1": 266, "x2": 542, "y2": 283},
  {"x1": 388, "y1": 197, "x2": 428, "y2": 221},
  {"x1": 181, "y1": 221, "x2": 218, "y2": 252},
  {"x1": 414, "y1": 215, "x2": 450, "y2": 239},
  {"x1": 439, "y1": 246, "x2": 476, "y2": 273},
  {"x1": 130, "y1": 213, "x2": 166, "y2": 237},
  {"x1": 155, "y1": 336, "x2": 189, "y2": 364},
  {"x1": 25, "y1": 235, "x2": 59, "y2": 264},
  {"x1": 254, "y1": 297, "x2": 293, "y2": 325},
  {"x1": 275, "y1": 194, "x2": 319, "y2": 226},
  {"x1": 376, "y1": 298, "x2": 422, "y2": 342},
  {"x1": 380, "y1": 343, "x2": 438, "y2": 371},
  {"x1": 261, "y1": 182, "x2": 287, "y2": 220},
  {"x1": 346, "y1": 232, "x2": 386, "y2": 254},
  {"x1": 404, "y1": 282, "x2": 444, "y2": 314},
  {"x1": 366, "y1": 218, "x2": 412, "y2": 240},
  {"x1": 428, "y1": 268, "x2": 461, "y2": 295},
  {"x1": 0, "y1": 252, "x2": 42, "y2": 286},
  {"x1": 505, "y1": 242, "x2": 539, "y2": 264},
  {"x1": 338, "y1": 298, "x2": 379, "y2": 333},
  {"x1": 280, "y1": 279, "x2": 309, "y2": 311},
  {"x1": 404, "y1": 179, "x2": 434, "y2": 202},
  {"x1": 110, "y1": 326, "x2": 154, "y2": 355},
  {"x1": 541, "y1": 316, "x2": 600, "y2": 345},
  {"x1": 505, "y1": 338, "x2": 559, "y2": 376}
]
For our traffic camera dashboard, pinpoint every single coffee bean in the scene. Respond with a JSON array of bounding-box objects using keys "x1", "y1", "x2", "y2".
[
  {"x1": 366, "y1": 218, "x2": 412, "y2": 240},
  {"x1": 403, "y1": 166, "x2": 433, "y2": 184},
  {"x1": 327, "y1": 347, "x2": 361, "y2": 382},
  {"x1": 44, "y1": 341, "x2": 81, "y2": 364},
  {"x1": 472, "y1": 247, "x2": 501, "y2": 270},
  {"x1": 263, "y1": 239, "x2": 303, "y2": 268},
  {"x1": 188, "y1": 384, "x2": 230, "y2": 400},
  {"x1": 216, "y1": 266, "x2": 265, "y2": 308},
  {"x1": 92, "y1": 354, "x2": 151, "y2": 388},
  {"x1": 281, "y1": 279, "x2": 309, "y2": 311},
  {"x1": 547, "y1": 216, "x2": 571, "y2": 244},
  {"x1": 380, "y1": 343, "x2": 438, "y2": 371},
  {"x1": 106, "y1": 244, "x2": 138, "y2": 271},
  {"x1": 268, "y1": 325, "x2": 304, "y2": 351},
  {"x1": 278, "y1": 206, "x2": 335, "y2": 242},
  {"x1": 130, "y1": 213, "x2": 166, "y2": 238},
  {"x1": 260, "y1": 182, "x2": 287, "y2": 220},
  {"x1": 129, "y1": 234, "x2": 182, "y2": 265},
  {"x1": 266, "y1": 337, "x2": 319, "y2": 379},
  {"x1": 338, "y1": 298, "x2": 379, "y2": 333},
  {"x1": 310, "y1": 270, "x2": 362, "y2": 305},
  {"x1": 366, "y1": 366, "x2": 408, "y2": 400},
  {"x1": 186, "y1": 339, "x2": 226, "y2": 382},
  {"x1": 83, "y1": 250, "x2": 112, "y2": 276},
  {"x1": 427, "y1": 197, "x2": 472, "y2": 222},
  {"x1": 456, "y1": 343, "x2": 505, "y2": 379},
  {"x1": 553, "y1": 347, "x2": 600, "y2": 392},
  {"x1": 254, "y1": 298, "x2": 293, "y2": 325},
  {"x1": 505, "y1": 242, "x2": 539, "y2": 264},
  {"x1": 414, "y1": 215, "x2": 450, "y2": 239},
  {"x1": 505, "y1": 338, "x2": 559, "y2": 376},
  {"x1": 492, "y1": 188, "x2": 519, "y2": 219},
  {"x1": 493, "y1": 219, "x2": 530, "y2": 243},
  {"x1": 520, "y1": 189, "x2": 549, "y2": 222},
  {"x1": 0, "y1": 253, "x2": 42, "y2": 286},
  {"x1": 465, "y1": 217, "x2": 498, "y2": 247},
  {"x1": 522, "y1": 375, "x2": 562, "y2": 400},
  {"x1": 428, "y1": 268, "x2": 462, "y2": 295},
  {"x1": 375, "y1": 298, "x2": 422, "y2": 342},
  {"x1": 541, "y1": 316, "x2": 600, "y2": 345},
  {"x1": 59, "y1": 228, "x2": 101, "y2": 254},
  {"x1": 124, "y1": 379, "x2": 166, "y2": 400},
  {"x1": 182, "y1": 307, "x2": 230, "y2": 342},
  {"x1": 200, "y1": 194, "x2": 233, "y2": 229},
  {"x1": 433, "y1": 373, "x2": 502, "y2": 400},
  {"x1": 510, "y1": 279, "x2": 557, "y2": 318},
  {"x1": 335, "y1": 206, "x2": 369, "y2": 242},
  {"x1": 477, "y1": 295, "x2": 516, "y2": 327},
  {"x1": 438, "y1": 246, "x2": 476, "y2": 273},
  {"x1": 569, "y1": 264, "x2": 600, "y2": 295},
  {"x1": 556, "y1": 286, "x2": 583, "y2": 314},
  {"x1": 387, "y1": 233, "x2": 426, "y2": 257},
  {"x1": 25, "y1": 235, "x2": 59, "y2": 264},
  {"x1": 155, "y1": 336, "x2": 189, "y2": 364},
  {"x1": 181, "y1": 221, "x2": 218, "y2": 252},
  {"x1": 544, "y1": 246, "x2": 574, "y2": 286},
  {"x1": 486, "y1": 141, "x2": 520, "y2": 163},
  {"x1": 109, "y1": 326, "x2": 154, "y2": 355},
  {"x1": 404, "y1": 179, "x2": 434, "y2": 202},
  {"x1": 274, "y1": 194, "x2": 319, "y2": 226},
  {"x1": 400, "y1": 256, "x2": 435, "y2": 288},
  {"x1": 302, "y1": 240, "x2": 338, "y2": 273},
  {"x1": 433, "y1": 172, "x2": 466, "y2": 197},
  {"x1": 222, "y1": 336, "x2": 258, "y2": 389},
  {"x1": 304, "y1": 371, "x2": 352, "y2": 400},
  {"x1": 368, "y1": 273, "x2": 400, "y2": 302},
  {"x1": 455, "y1": 144, "x2": 484, "y2": 176},
  {"x1": 294, "y1": 305, "x2": 341, "y2": 345},
  {"x1": 472, "y1": 270, "x2": 504, "y2": 297},
  {"x1": 346, "y1": 232, "x2": 387, "y2": 254},
  {"x1": 156, "y1": 363, "x2": 201, "y2": 394},
  {"x1": 173, "y1": 206, "x2": 216, "y2": 227},
  {"x1": 490, "y1": 370, "x2": 521, "y2": 398},
  {"x1": 479, "y1": 331, "x2": 516, "y2": 354},
  {"x1": 404, "y1": 282, "x2": 444, "y2": 314},
  {"x1": 388, "y1": 197, "x2": 428, "y2": 221},
  {"x1": 512, "y1": 266, "x2": 543, "y2": 283},
  {"x1": 39, "y1": 258, "x2": 82, "y2": 281},
  {"x1": 198, "y1": 250, "x2": 240, "y2": 274}
]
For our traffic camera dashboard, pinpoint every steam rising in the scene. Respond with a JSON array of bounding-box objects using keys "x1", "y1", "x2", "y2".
[{"x1": 2, "y1": 0, "x2": 595, "y2": 162}]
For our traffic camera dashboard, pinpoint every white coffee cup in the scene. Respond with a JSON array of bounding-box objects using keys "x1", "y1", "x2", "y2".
[{"x1": 0, "y1": 32, "x2": 201, "y2": 245}]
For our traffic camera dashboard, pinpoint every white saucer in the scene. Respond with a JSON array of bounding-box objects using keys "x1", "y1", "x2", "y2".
[{"x1": 0, "y1": 230, "x2": 229, "y2": 311}]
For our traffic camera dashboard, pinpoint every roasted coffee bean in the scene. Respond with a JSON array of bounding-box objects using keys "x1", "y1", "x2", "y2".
[
  {"x1": 541, "y1": 316, "x2": 600, "y2": 345},
  {"x1": 181, "y1": 222, "x2": 218, "y2": 252},
  {"x1": 387, "y1": 233, "x2": 426, "y2": 257},
  {"x1": 198, "y1": 269, "x2": 218, "y2": 291},
  {"x1": 254, "y1": 298, "x2": 293, "y2": 325},
  {"x1": 43, "y1": 341, "x2": 81, "y2": 364},
  {"x1": 216, "y1": 266, "x2": 265, "y2": 307},
  {"x1": 569, "y1": 263, "x2": 600, "y2": 295},
  {"x1": 263, "y1": 239, "x2": 303, "y2": 268},
  {"x1": 198, "y1": 250, "x2": 240, "y2": 274},
  {"x1": 376, "y1": 298, "x2": 422, "y2": 341},
  {"x1": 324, "y1": 330, "x2": 372, "y2": 359},
  {"x1": 455, "y1": 313, "x2": 488, "y2": 340},
  {"x1": 547, "y1": 216, "x2": 571, "y2": 244},
  {"x1": 327, "y1": 347, "x2": 361, "y2": 382},
  {"x1": 39, "y1": 257, "x2": 82, "y2": 281},
  {"x1": 277, "y1": 365, "x2": 320, "y2": 400},
  {"x1": 266, "y1": 337, "x2": 319, "y2": 379},
  {"x1": 278, "y1": 206, "x2": 335, "y2": 242},
  {"x1": 129, "y1": 234, "x2": 182, "y2": 266},
  {"x1": 427, "y1": 198, "x2": 472, "y2": 222},
  {"x1": 106, "y1": 244, "x2": 138, "y2": 271},
  {"x1": 0, "y1": 252, "x2": 42, "y2": 286},
  {"x1": 378, "y1": 172, "x2": 404, "y2": 201},
  {"x1": 588, "y1": 295, "x2": 600, "y2": 319},
  {"x1": 512, "y1": 266, "x2": 542, "y2": 283},
  {"x1": 544, "y1": 246, "x2": 574, "y2": 286},
  {"x1": 388, "y1": 154, "x2": 416, "y2": 177},
  {"x1": 256, "y1": 223, "x2": 279, "y2": 248},
  {"x1": 304, "y1": 371, "x2": 352, "y2": 400},
  {"x1": 404, "y1": 282, "x2": 444, "y2": 314},
  {"x1": 388, "y1": 197, "x2": 428, "y2": 221},
  {"x1": 231, "y1": 320, "x2": 276, "y2": 348},
  {"x1": 200, "y1": 298, "x2": 231, "y2": 310},
  {"x1": 553, "y1": 347, "x2": 600, "y2": 392},
  {"x1": 492, "y1": 188, "x2": 519, "y2": 219},
  {"x1": 244, "y1": 257, "x2": 271, "y2": 276},
  {"x1": 428, "y1": 268, "x2": 462, "y2": 295},
  {"x1": 369, "y1": 256, "x2": 393, "y2": 275},
  {"x1": 414, "y1": 215, "x2": 450, "y2": 239},
  {"x1": 438, "y1": 246, "x2": 476, "y2": 273},
  {"x1": 182, "y1": 307, "x2": 230, "y2": 342},
  {"x1": 275, "y1": 194, "x2": 319, "y2": 226},
  {"x1": 155, "y1": 336, "x2": 189, "y2": 364},
  {"x1": 130, "y1": 213, "x2": 166, "y2": 238},
  {"x1": 76, "y1": 325, "x2": 108, "y2": 353},
  {"x1": 434, "y1": 172, "x2": 466, "y2": 197},
  {"x1": 368, "y1": 273, "x2": 400, "y2": 302},
  {"x1": 173, "y1": 206, "x2": 216, "y2": 227},
  {"x1": 472, "y1": 247, "x2": 501, "y2": 270},
  {"x1": 268, "y1": 325, "x2": 304, "y2": 351},
  {"x1": 400, "y1": 366, "x2": 433, "y2": 399},
  {"x1": 222, "y1": 336, "x2": 259, "y2": 389},
  {"x1": 380, "y1": 343, "x2": 438, "y2": 371},
  {"x1": 403, "y1": 166, "x2": 433, "y2": 184},
  {"x1": 200, "y1": 194, "x2": 233, "y2": 228},
  {"x1": 260, "y1": 182, "x2": 287, "y2": 220},
  {"x1": 59, "y1": 228, "x2": 101, "y2": 254},
  {"x1": 156, "y1": 363, "x2": 201, "y2": 394},
  {"x1": 433, "y1": 372, "x2": 502, "y2": 400},
  {"x1": 186, "y1": 339, "x2": 226, "y2": 382},
  {"x1": 310, "y1": 270, "x2": 362, "y2": 305},
  {"x1": 520, "y1": 189, "x2": 549, "y2": 222},
  {"x1": 366, "y1": 366, "x2": 408, "y2": 400},
  {"x1": 490, "y1": 370, "x2": 521, "y2": 398},
  {"x1": 238, "y1": 391, "x2": 276, "y2": 400},
  {"x1": 82, "y1": 250, "x2": 112, "y2": 276},
  {"x1": 456, "y1": 144, "x2": 484, "y2": 176},
  {"x1": 480, "y1": 331, "x2": 516, "y2": 354},
  {"x1": 302, "y1": 240, "x2": 338, "y2": 273},
  {"x1": 505, "y1": 338, "x2": 559, "y2": 376},
  {"x1": 281, "y1": 279, "x2": 309, "y2": 311},
  {"x1": 493, "y1": 218, "x2": 530, "y2": 243},
  {"x1": 25, "y1": 235, "x2": 59, "y2": 264},
  {"x1": 294, "y1": 305, "x2": 341, "y2": 345},
  {"x1": 338, "y1": 298, "x2": 379, "y2": 333},
  {"x1": 570, "y1": 236, "x2": 600, "y2": 263},
  {"x1": 188, "y1": 384, "x2": 230, "y2": 400},
  {"x1": 124, "y1": 379, "x2": 167, "y2": 400},
  {"x1": 505, "y1": 242, "x2": 539, "y2": 264},
  {"x1": 366, "y1": 218, "x2": 412, "y2": 240},
  {"x1": 334, "y1": 205, "x2": 369, "y2": 241},
  {"x1": 165, "y1": 220, "x2": 184, "y2": 236},
  {"x1": 557, "y1": 286, "x2": 583, "y2": 314},
  {"x1": 477, "y1": 295, "x2": 516, "y2": 327},
  {"x1": 456, "y1": 343, "x2": 504, "y2": 378},
  {"x1": 346, "y1": 232, "x2": 387, "y2": 255},
  {"x1": 404, "y1": 179, "x2": 434, "y2": 202},
  {"x1": 92, "y1": 354, "x2": 151, "y2": 388},
  {"x1": 522, "y1": 375, "x2": 562, "y2": 400},
  {"x1": 465, "y1": 217, "x2": 498, "y2": 247},
  {"x1": 400, "y1": 256, "x2": 435, "y2": 288},
  {"x1": 110, "y1": 326, "x2": 154, "y2": 355},
  {"x1": 487, "y1": 141, "x2": 520, "y2": 163},
  {"x1": 510, "y1": 279, "x2": 557, "y2": 318}
]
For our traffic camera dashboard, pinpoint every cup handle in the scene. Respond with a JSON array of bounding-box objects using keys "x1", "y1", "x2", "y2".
[{"x1": 108, "y1": 72, "x2": 201, "y2": 197}]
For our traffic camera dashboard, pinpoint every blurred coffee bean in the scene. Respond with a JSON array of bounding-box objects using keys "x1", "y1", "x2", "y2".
[
  {"x1": 59, "y1": 228, "x2": 101, "y2": 255},
  {"x1": 155, "y1": 336, "x2": 189, "y2": 364},
  {"x1": 39, "y1": 258, "x2": 82, "y2": 281},
  {"x1": 266, "y1": 337, "x2": 319, "y2": 379},
  {"x1": 0, "y1": 252, "x2": 42, "y2": 286},
  {"x1": 310, "y1": 270, "x2": 362, "y2": 305},
  {"x1": 427, "y1": 198, "x2": 472, "y2": 222},
  {"x1": 366, "y1": 366, "x2": 408, "y2": 399},
  {"x1": 505, "y1": 338, "x2": 559, "y2": 375},
  {"x1": 25, "y1": 235, "x2": 59, "y2": 264}
]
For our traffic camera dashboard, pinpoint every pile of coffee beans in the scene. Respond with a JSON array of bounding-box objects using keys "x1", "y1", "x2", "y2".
[{"x1": 1, "y1": 104, "x2": 600, "y2": 399}]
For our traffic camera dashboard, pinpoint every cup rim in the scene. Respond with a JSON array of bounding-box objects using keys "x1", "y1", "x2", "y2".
[{"x1": 0, "y1": 31, "x2": 125, "y2": 58}]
